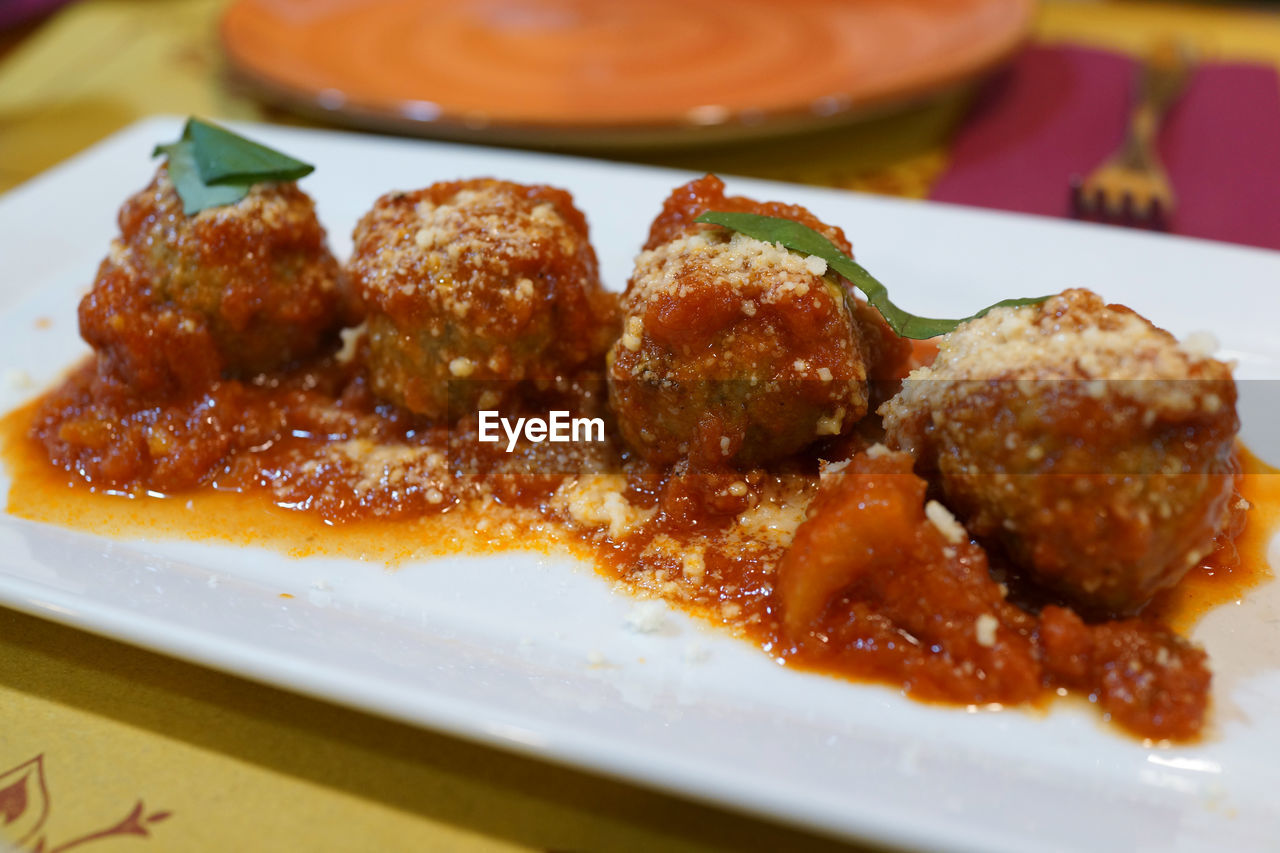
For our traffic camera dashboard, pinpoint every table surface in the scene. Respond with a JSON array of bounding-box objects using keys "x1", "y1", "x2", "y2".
[{"x1": 2, "y1": 2, "x2": 1280, "y2": 851}]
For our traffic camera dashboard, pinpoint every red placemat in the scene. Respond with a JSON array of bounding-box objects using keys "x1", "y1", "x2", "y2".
[
  {"x1": 0, "y1": 0, "x2": 74, "y2": 31},
  {"x1": 930, "y1": 45, "x2": 1280, "y2": 251}
]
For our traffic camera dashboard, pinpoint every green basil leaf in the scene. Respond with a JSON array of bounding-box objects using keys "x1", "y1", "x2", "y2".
[
  {"x1": 153, "y1": 139, "x2": 252, "y2": 216},
  {"x1": 185, "y1": 118, "x2": 313, "y2": 185},
  {"x1": 694, "y1": 211, "x2": 1050, "y2": 339},
  {"x1": 152, "y1": 118, "x2": 313, "y2": 215}
]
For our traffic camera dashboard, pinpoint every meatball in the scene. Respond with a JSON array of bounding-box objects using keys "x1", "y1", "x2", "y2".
[
  {"x1": 78, "y1": 165, "x2": 347, "y2": 393},
  {"x1": 607, "y1": 175, "x2": 908, "y2": 467},
  {"x1": 880, "y1": 289, "x2": 1239, "y2": 614},
  {"x1": 348, "y1": 179, "x2": 617, "y2": 419}
]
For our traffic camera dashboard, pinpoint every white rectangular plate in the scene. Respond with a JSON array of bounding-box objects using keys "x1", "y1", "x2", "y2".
[{"x1": 1, "y1": 118, "x2": 1278, "y2": 853}]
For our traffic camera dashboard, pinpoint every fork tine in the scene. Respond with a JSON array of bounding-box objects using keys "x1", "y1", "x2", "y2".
[
  {"x1": 1148, "y1": 197, "x2": 1168, "y2": 230},
  {"x1": 1069, "y1": 178, "x2": 1086, "y2": 218},
  {"x1": 1120, "y1": 192, "x2": 1136, "y2": 225}
]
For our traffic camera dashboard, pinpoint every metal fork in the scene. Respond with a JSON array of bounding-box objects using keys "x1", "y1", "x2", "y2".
[{"x1": 1070, "y1": 42, "x2": 1194, "y2": 229}]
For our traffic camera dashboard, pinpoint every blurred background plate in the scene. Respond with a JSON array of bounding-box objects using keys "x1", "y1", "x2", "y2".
[{"x1": 220, "y1": 0, "x2": 1035, "y2": 148}]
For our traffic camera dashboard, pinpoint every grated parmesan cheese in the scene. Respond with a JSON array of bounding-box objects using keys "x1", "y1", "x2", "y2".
[
  {"x1": 735, "y1": 492, "x2": 810, "y2": 545},
  {"x1": 334, "y1": 322, "x2": 365, "y2": 365},
  {"x1": 975, "y1": 614, "x2": 998, "y2": 648},
  {"x1": 352, "y1": 181, "x2": 578, "y2": 318},
  {"x1": 3, "y1": 368, "x2": 34, "y2": 391},
  {"x1": 624, "y1": 231, "x2": 834, "y2": 315},
  {"x1": 925, "y1": 500, "x2": 967, "y2": 545},
  {"x1": 815, "y1": 407, "x2": 845, "y2": 436},
  {"x1": 1179, "y1": 330, "x2": 1219, "y2": 359},
  {"x1": 681, "y1": 547, "x2": 707, "y2": 584},
  {"x1": 621, "y1": 315, "x2": 644, "y2": 352},
  {"x1": 554, "y1": 474, "x2": 655, "y2": 539},
  {"x1": 625, "y1": 600, "x2": 668, "y2": 633}
]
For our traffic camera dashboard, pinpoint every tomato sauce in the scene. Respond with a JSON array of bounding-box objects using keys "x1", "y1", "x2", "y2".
[{"x1": 4, "y1": 351, "x2": 1274, "y2": 742}]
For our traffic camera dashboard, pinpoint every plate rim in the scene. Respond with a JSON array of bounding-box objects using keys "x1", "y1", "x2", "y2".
[{"x1": 218, "y1": 0, "x2": 1036, "y2": 148}]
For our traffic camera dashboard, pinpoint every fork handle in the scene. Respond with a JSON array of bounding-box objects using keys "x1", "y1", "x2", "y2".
[{"x1": 1124, "y1": 43, "x2": 1193, "y2": 166}]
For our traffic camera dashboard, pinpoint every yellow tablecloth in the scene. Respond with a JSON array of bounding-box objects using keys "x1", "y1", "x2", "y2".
[{"x1": 2, "y1": 2, "x2": 1280, "y2": 851}]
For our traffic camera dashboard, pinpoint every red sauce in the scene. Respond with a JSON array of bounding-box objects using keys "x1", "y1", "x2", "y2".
[
  {"x1": 4, "y1": 357, "x2": 1274, "y2": 742},
  {"x1": 1146, "y1": 447, "x2": 1277, "y2": 633}
]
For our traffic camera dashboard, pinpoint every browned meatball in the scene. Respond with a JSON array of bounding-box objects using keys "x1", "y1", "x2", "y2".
[
  {"x1": 78, "y1": 165, "x2": 347, "y2": 393},
  {"x1": 348, "y1": 178, "x2": 617, "y2": 419},
  {"x1": 607, "y1": 175, "x2": 908, "y2": 467},
  {"x1": 880, "y1": 289, "x2": 1240, "y2": 614}
]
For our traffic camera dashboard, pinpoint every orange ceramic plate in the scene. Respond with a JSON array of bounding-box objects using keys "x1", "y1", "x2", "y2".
[{"x1": 221, "y1": 0, "x2": 1035, "y2": 147}]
